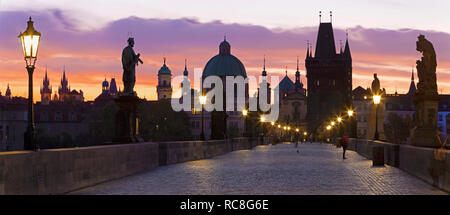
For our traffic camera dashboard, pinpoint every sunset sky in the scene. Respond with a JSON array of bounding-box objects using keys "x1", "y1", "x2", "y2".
[{"x1": 1, "y1": 0, "x2": 450, "y2": 101}]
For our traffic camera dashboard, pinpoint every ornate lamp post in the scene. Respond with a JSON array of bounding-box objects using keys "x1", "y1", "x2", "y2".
[
  {"x1": 19, "y1": 17, "x2": 41, "y2": 151},
  {"x1": 373, "y1": 95, "x2": 381, "y2": 140},
  {"x1": 199, "y1": 95, "x2": 207, "y2": 140}
]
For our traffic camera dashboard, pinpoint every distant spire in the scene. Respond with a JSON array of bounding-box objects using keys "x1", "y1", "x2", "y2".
[
  {"x1": 262, "y1": 55, "x2": 267, "y2": 77},
  {"x1": 285, "y1": 66, "x2": 288, "y2": 76},
  {"x1": 296, "y1": 56, "x2": 299, "y2": 71},
  {"x1": 319, "y1": 11, "x2": 322, "y2": 23},
  {"x1": 330, "y1": 11, "x2": 332, "y2": 23},
  {"x1": 263, "y1": 54, "x2": 266, "y2": 71},
  {"x1": 407, "y1": 67, "x2": 417, "y2": 96},
  {"x1": 224, "y1": 34, "x2": 226, "y2": 41},
  {"x1": 306, "y1": 40, "x2": 310, "y2": 59},
  {"x1": 343, "y1": 32, "x2": 351, "y2": 59},
  {"x1": 183, "y1": 58, "x2": 189, "y2": 76},
  {"x1": 163, "y1": 57, "x2": 166, "y2": 65}
]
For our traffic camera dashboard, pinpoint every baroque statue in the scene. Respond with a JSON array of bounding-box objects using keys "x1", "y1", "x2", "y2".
[
  {"x1": 409, "y1": 35, "x2": 440, "y2": 148},
  {"x1": 416, "y1": 35, "x2": 438, "y2": 96},
  {"x1": 121, "y1": 37, "x2": 143, "y2": 95}
]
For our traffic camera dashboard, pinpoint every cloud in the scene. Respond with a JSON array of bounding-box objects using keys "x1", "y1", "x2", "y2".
[{"x1": 1, "y1": 9, "x2": 450, "y2": 101}]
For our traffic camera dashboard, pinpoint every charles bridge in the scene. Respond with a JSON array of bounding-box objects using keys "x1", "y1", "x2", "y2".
[{"x1": 0, "y1": 137, "x2": 448, "y2": 194}]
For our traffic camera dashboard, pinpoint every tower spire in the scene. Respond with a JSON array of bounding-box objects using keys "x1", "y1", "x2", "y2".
[
  {"x1": 411, "y1": 67, "x2": 414, "y2": 81},
  {"x1": 306, "y1": 40, "x2": 310, "y2": 59},
  {"x1": 296, "y1": 56, "x2": 299, "y2": 71},
  {"x1": 183, "y1": 58, "x2": 189, "y2": 76},
  {"x1": 319, "y1": 11, "x2": 322, "y2": 23},
  {"x1": 263, "y1": 54, "x2": 266, "y2": 71},
  {"x1": 330, "y1": 11, "x2": 332, "y2": 23},
  {"x1": 262, "y1": 55, "x2": 267, "y2": 77}
]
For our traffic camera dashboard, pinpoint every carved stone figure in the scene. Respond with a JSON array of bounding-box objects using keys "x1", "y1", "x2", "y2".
[
  {"x1": 410, "y1": 35, "x2": 440, "y2": 148},
  {"x1": 121, "y1": 37, "x2": 143, "y2": 94},
  {"x1": 416, "y1": 35, "x2": 438, "y2": 96}
]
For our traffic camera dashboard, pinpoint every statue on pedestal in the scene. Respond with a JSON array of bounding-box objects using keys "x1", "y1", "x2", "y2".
[
  {"x1": 410, "y1": 35, "x2": 440, "y2": 148},
  {"x1": 113, "y1": 37, "x2": 144, "y2": 143}
]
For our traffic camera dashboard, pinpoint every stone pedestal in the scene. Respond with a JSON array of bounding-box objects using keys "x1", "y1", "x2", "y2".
[
  {"x1": 113, "y1": 93, "x2": 144, "y2": 143},
  {"x1": 410, "y1": 95, "x2": 440, "y2": 148}
]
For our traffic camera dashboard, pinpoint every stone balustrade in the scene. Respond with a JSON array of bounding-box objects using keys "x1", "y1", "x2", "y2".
[{"x1": 0, "y1": 137, "x2": 266, "y2": 194}]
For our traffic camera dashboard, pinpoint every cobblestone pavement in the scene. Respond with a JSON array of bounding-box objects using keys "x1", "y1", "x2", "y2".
[{"x1": 72, "y1": 143, "x2": 447, "y2": 195}]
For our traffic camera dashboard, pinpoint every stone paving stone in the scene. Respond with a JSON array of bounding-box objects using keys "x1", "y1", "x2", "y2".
[{"x1": 71, "y1": 143, "x2": 447, "y2": 195}]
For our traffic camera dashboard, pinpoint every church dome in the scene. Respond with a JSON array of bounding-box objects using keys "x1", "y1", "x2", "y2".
[
  {"x1": 102, "y1": 79, "x2": 109, "y2": 87},
  {"x1": 158, "y1": 58, "x2": 172, "y2": 75},
  {"x1": 202, "y1": 38, "x2": 246, "y2": 78}
]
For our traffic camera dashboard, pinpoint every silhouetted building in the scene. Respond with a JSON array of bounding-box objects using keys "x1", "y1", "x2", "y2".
[
  {"x1": 276, "y1": 61, "x2": 307, "y2": 129},
  {"x1": 94, "y1": 78, "x2": 118, "y2": 106},
  {"x1": 305, "y1": 19, "x2": 352, "y2": 132},
  {"x1": 40, "y1": 69, "x2": 52, "y2": 105},
  {"x1": 56, "y1": 68, "x2": 84, "y2": 103},
  {"x1": 202, "y1": 37, "x2": 248, "y2": 139},
  {"x1": 157, "y1": 58, "x2": 173, "y2": 100}
]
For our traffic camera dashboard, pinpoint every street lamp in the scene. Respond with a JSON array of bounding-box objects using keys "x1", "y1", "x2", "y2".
[
  {"x1": 373, "y1": 94, "x2": 381, "y2": 140},
  {"x1": 19, "y1": 17, "x2": 41, "y2": 151},
  {"x1": 347, "y1": 109, "x2": 354, "y2": 117},
  {"x1": 242, "y1": 109, "x2": 248, "y2": 137},
  {"x1": 337, "y1": 117, "x2": 342, "y2": 123},
  {"x1": 199, "y1": 95, "x2": 207, "y2": 140}
]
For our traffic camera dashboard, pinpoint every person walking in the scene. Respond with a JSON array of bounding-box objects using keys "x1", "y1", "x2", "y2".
[{"x1": 342, "y1": 135, "x2": 349, "y2": 159}]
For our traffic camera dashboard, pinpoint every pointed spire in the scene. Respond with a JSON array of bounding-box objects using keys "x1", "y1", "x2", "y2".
[
  {"x1": 319, "y1": 11, "x2": 322, "y2": 23},
  {"x1": 262, "y1": 55, "x2": 267, "y2": 77},
  {"x1": 330, "y1": 11, "x2": 332, "y2": 23},
  {"x1": 306, "y1": 40, "x2": 310, "y2": 59},
  {"x1": 343, "y1": 30, "x2": 351, "y2": 59},
  {"x1": 285, "y1": 66, "x2": 288, "y2": 76},
  {"x1": 163, "y1": 57, "x2": 166, "y2": 65},
  {"x1": 296, "y1": 56, "x2": 299, "y2": 71},
  {"x1": 407, "y1": 67, "x2": 417, "y2": 96},
  {"x1": 183, "y1": 58, "x2": 189, "y2": 76}
]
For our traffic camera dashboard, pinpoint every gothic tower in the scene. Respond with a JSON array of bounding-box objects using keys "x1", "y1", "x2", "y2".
[
  {"x1": 305, "y1": 14, "x2": 352, "y2": 133},
  {"x1": 58, "y1": 66, "x2": 70, "y2": 102},
  {"x1": 40, "y1": 67, "x2": 52, "y2": 104},
  {"x1": 157, "y1": 58, "x2": 173, "y2": 100}
]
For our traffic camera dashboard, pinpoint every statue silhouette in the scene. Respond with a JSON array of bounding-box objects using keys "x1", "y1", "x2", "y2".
[{"x1": 121, "y1": 37, "x2": 143, "y2": 94}]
